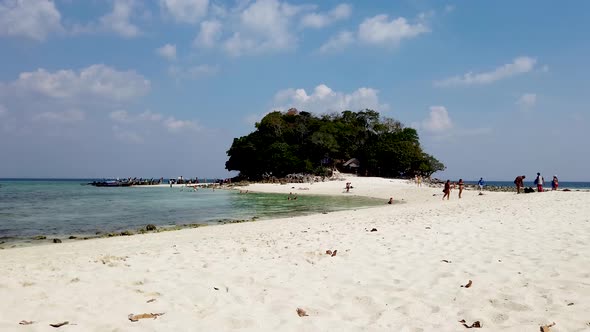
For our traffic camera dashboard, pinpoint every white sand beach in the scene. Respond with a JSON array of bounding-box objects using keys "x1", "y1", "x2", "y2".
[{"x1": 1, "y1": 177, "x2": 589, "y2": 331}]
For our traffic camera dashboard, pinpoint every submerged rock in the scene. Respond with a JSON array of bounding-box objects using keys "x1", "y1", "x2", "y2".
[
  {"x1": 146, "y1": 224, "x2": 157, "y2": 231},
  {"x1": 53, "y1": 239, "x2": 62, "y2": 243},
  {"x1": 32, "y1": 235, "x2": 47, "y2": 240}
]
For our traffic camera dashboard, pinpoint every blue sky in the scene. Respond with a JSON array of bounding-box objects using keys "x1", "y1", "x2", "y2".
[{"x1": 1, "y1": 0, "x2": 589, "y2": 181}]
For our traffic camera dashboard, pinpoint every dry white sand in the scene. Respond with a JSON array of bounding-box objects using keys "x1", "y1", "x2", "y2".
[{"x1": 1, "y1": 177, "x2": 589, "y2": 331}]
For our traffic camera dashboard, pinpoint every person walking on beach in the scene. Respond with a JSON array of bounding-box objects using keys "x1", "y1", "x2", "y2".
[
  {"x1": 514, "y1": 175, "x2": 525, "y2": 194},
  {"x1": 477, "y1": 177, "x2": 485, "y2": 193},
  {"x1": 458, "y1": 179, "x2": 464, "y2": 198},
  {"x1": 534, "y1": 172, "x2": 544, "y2": 192},
  {"x1": 442, "y1": 180, "x2": 451, "y2": 200},
  {"x1": 552, "y1": 175, "x2": 559, "y2": 191}
]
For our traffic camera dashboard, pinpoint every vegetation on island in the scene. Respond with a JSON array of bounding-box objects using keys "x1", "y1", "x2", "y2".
[{"x1": 225, "y1": 109, "x2": 445, "y2": 180}]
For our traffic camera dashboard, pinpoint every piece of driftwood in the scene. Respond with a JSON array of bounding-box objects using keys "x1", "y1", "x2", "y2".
[
  {"x1": 128, "y1": 313, "x2": 165, "y2": 322},
  {"x1": 296, "y1": 308, "x2": 309, "y2": 317},
  {"x1": 461, "y1": 280, "x2": 473, "y2": 288},
  {"x1": 459, "y1": 319, "x2": 481, "y2": 328},
  {"x1": 49, "y1": 321, "x2": 69, "y2": 328}
]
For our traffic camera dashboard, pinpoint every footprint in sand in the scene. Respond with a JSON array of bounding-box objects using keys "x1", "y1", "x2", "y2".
[{"x1": 491, "y1": 312, "x2": 509, "y2": 323}]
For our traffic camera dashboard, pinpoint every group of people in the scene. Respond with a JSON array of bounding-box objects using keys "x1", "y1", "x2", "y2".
[
  {"x1": 414, "y1": 175, "x2": 423, "y2": 187},
  {"x1": 442, "y1": 179, "x2": 465, "y2": 200},
  {"x1": 514, "y1": 173, "x2": 559, "y2": 194},
  {"x1": 441, "y1": 177, "x2": 486, "y2": 200}
]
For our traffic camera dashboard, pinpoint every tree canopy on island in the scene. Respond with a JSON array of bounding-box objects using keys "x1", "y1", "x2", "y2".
[{"x1": 225, "y1": 109, "x2": 445, "y2": 180}]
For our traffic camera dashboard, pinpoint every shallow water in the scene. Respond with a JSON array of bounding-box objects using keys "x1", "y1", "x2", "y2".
[{"x1": 0, "y1": 180, "x2": 384, "y2": 243}]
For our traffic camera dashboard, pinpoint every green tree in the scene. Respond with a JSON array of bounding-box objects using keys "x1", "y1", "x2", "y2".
[{"x1": 226, "y1": 109, "x2": 445, "y2": 180}]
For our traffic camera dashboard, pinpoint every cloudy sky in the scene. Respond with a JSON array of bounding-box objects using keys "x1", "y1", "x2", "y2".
[{"x1": 1, "y1": 0, "x2": 589, "y2": 180}]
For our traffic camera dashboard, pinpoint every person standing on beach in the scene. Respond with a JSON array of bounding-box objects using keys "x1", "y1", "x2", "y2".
[
  {"x1": 552, "y1": 175, "x2": 559, "y2": 190},
  {"x1": 477, "y1": 177, "x2": 485, "y2": 193},
  {"x1": 514, "y1": 175, "x2": 525, "y2": 194},
  {"x1": 417, "y1": 175, "x2": 422, "y2": 187},
  {"x1": 458, "y1": 179, "x2": 464, "y2": 198},
  {"x1": 442, "y1": 180, "x2": 451, "y2": 200},
  {"x1": 534, "y1": 172, "x2": 544, "y2": 192}
]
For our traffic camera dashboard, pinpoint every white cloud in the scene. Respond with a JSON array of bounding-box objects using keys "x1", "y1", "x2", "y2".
[
  {"x1": 138, "y1": 111, "x2": 163, "y2": 122},
  {"x1": 110, "y1": 110, "x2": 196, "y2": 133},
  {"x1": 422, "y1": 106, "x2": 453, "y2": 133},
  {"x1": 71, "y1": 0, "x2": 141, "y2": 38},
  {"x1": 99, "y1": 0, "x2": 141, "y2": 37},
  {"x1": 516, "y1": 93, "x2": 537, "y2": 110},
  {"x1": 0, "y1": 104, "x2": 7, "y2": 116},
  {"x1": 435, "y1": 56, "x2": 537, "y2": 87},
  {"x1": 160, "y1": 0, "x2": 209, "y2": 23},
  {"x1": 0, "y1": 65, "x2": 151, "y2": 142},
  {"x1": 5, "y1": 64, "x2": 150, "y2": 101},
  {"x1": 318, "y1": 30, "x2": 354, "y2": 53},
  {"x1": 0, "y1": 0, "x2": 63, "y2": 40},
  {"x1": 358, "y1": 14, "x2": 428, "y2": 47},
  {"x1": 156, "y1": 43, "x2": 177, "y2": 60},
  {"x1": 168, "y1": 64, "x2": 219, "y2": 80},
  {"x1": 271, "y1": 84, "x2": 389, "y2": 115},
  {"x1": 164, "y1": 117, "x2": 199, "y2": 132},
  {"x1": 222, "y1": 0, "x2": 304, "y2": 56},
  {"x1": 194, "y1": 20, "x2": 222, "y2": 47},
  {"x1": 109, "y1": 110, "x2": 131, "y2": 123},
  {"x1": 189, "y1": 0, "x2": 355, "y2": 56},
  {"x1": 110, "y1": 110, "x2": 164, "y2": 123},
  {"x1": 300, "y1": 3, "x2": 351, "y2": 29},
  {"x1": 32, "y1": 109, "x2": 85, "y2": 123},
  {"x1": 113, "y1": 125, "x2": 144, "y2": 144}
]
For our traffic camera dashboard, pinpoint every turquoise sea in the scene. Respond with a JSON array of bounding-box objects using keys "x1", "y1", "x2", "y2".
[{"x1": 0, "y1": 179, "x2": 384, "y2": 245}]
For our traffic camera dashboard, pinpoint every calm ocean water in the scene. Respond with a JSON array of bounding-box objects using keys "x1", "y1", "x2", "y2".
[{"x1": 0, "y1": 179, "x2": 384, "y2": 243}]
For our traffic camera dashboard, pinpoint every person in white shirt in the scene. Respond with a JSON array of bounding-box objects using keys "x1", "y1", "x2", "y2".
[{"x1": 534, "y1": 172, "x2": 544, "y2": 192}]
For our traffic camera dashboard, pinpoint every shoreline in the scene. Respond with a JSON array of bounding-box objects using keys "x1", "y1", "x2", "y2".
[
  {"x1": 0, "y1": 183, "x2": 386, "y2": 249},
  {"x1": 3, "y1": 177, "x2": 586, "y2": 249},
  {"x1": 1, "y1": 177, "x2": 589, "y2": 330}
]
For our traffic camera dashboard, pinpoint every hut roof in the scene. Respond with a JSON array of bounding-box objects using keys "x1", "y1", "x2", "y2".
[{"x1": 343, "y1": 158, "x2": 360, "y2": 168}]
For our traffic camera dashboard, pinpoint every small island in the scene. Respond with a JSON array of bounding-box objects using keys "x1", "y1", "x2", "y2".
[{"x1": 226, "y1": 109, "x2": 445, "y2": 180}]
